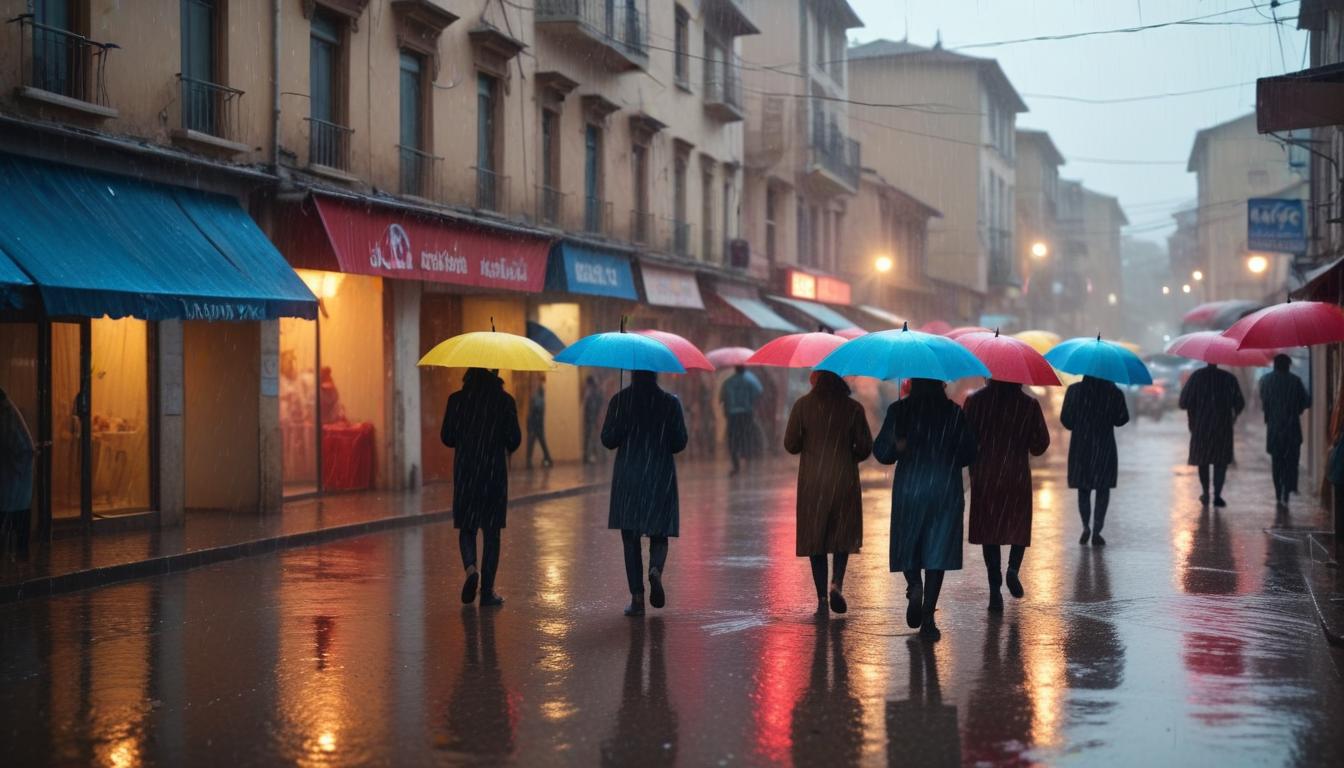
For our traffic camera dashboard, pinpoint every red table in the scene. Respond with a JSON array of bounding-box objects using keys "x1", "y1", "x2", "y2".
[{"x1": 322, "y1": 422, "x2": 375, "y2": 491}]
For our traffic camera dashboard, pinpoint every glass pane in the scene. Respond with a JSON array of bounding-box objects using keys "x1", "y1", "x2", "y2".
[
  {"x1": 399, "y1": 54, "x2": 420, "y2": 149},
  {"x1": 90, "y1": 318, "x2": 151, "y2": 515},
  {"x1": 50, "y1": 322, "x2": 81, "y2": 520},
  {"x1": 279, "y1": 315, "x2": 318, "y2": 496},
  {"x1": 0, "y1": 323, "x2": 39, "y2": 523}
]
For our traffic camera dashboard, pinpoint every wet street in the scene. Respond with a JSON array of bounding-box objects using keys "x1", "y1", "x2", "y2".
[{"x1": 2, "y1": 418, "x2": 1342, "y2": 767}]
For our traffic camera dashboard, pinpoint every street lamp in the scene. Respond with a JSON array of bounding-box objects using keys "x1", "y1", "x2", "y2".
[
  {"x1": 1247, "y1": 254, "x2": 1269, "y2": 275},
  {"x1": 1030, "y1": 241, "x2": 1049, "y2": 260},
  {"x1": 874, "y1": 255, "x2": 894, "y2": 273},
  {"x1": 1182, "y1": 284, "x2": 1192, "y2": 294},
  {"x1": 1162, "y1": 285, "x2": 1171, "y2": 295},
  {"x1": 1192, "y1": 269, "x2": 1204, "y2": 281},
  {"x1": 1107, "y1": 292, "x2": 1118, "y2": 306}
]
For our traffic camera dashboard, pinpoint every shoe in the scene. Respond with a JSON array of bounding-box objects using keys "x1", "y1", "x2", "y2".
[
  {"x1": 480, "y1": 593, "x2": 505, "y2": 608},
  {"x1": 829, "y1": 588, "x2": 848, "y2": 614},
  {"x1": 1199, "y1": 493, "x2": 1210, "y2": 506},
  {"x1": 1005, "y1": 569, "x2": 1024, "y2": 599},
  {"x1": 919, "y1": 614, "x2": 941, "y2": 641},
  {"x1": 624, "y1": 598, "x2": 645, "y2": 617},
  {"x1": 905, "y1": 586, "x2": 923, "y2": 629},
  {"x1": 543, "y1": 458, "x2": 553, "y2": 468},
  {"x1": 1079, "y1": 528, "x2": 1091, "y2": 545},
  {"x1": 649, "y1": 569, "x2": 666, "y2": 609},
  {"x1": 1213, "y1": 496, "x2": 1227, "y2": 508},
  {"x1": 988, "y1": 591, "x2": 1004, "y2": 612},
  {"x1": 817, "y1": 599, "x2": 830, "y2": 616},
  {"x1": 461, "y1": 571, "x2": 479, "y2": 604},
  {"x1": 1091, "y1": 533, "x2": 1106, "y2": 547}
]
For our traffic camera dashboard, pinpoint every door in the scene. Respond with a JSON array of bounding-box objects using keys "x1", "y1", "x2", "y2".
[{"x1": 180, "y1": 0, "x2": 216, "y2": 133}]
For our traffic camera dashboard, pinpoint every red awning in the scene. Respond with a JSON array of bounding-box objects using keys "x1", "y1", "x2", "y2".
[{"x1": 273, "y1": 194, "x2": 551, "y2": 292}]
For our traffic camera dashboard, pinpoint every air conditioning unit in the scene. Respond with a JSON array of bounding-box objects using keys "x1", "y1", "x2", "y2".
[{"x1": 728, "y1": 239, "x2": 750, "y2": 269}]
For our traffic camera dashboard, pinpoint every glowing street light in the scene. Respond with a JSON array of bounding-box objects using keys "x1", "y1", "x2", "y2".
[
  {"x1": 1192, "y1": 269, "x2": 1204, "y2": 281},
  {"x1": 1107, "y1": 292, "x2": 1118, "y2": 306},
  {"x1": 1247, "y1": 254, "x2": 1269, "y2": 274},
  {"x1": 1182, "y1": 284, "x2": 1192, "y2": 294},
  {"x1": 1162, "y1": 285, "x2": 1171, "y2": 295},
  {"x1": 1030, "y1": 241, "x2": 1049, "y2": 259},
  {"x1": 874, "y1": 255, "x2": 894, "y2": 273}
]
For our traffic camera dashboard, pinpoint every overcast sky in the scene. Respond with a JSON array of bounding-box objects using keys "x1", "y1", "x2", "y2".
[{"x1": 844, "y1": 0, "x2": 1308, "y2": 243}]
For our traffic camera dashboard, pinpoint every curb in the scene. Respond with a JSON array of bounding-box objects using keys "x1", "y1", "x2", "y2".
[
  {"x1": 0, "y1": 482, "x2": 604, "y2": 606},
  {"x1": 1301, "y1": 531, "x2": 1344, "y2": 648}
]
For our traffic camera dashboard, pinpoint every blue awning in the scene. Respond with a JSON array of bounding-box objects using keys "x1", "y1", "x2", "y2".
[
  {"x1": 0, "y1": 247, "x2": 32, "y2": 309},
  {"x1": 0, "y1": 154, "x2": 316, "y2": 320},
  {"x1": 545, "y1": 242, "x2": 638, "y2": 299}
]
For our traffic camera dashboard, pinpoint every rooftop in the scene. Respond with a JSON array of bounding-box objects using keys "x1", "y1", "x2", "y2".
[{"x1": 847, "y1": 38, "x2": 1028, "y2": 112}]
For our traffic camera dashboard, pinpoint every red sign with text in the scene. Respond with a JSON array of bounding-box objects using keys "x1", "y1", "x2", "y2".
[{"x1": 785, "y1": 269, "x2": 851, "y2": 305}]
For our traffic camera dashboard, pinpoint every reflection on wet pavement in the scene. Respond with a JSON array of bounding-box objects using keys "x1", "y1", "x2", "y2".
[{"x1": 0, "y1": 420, "x2": 1342, "y2": 765}]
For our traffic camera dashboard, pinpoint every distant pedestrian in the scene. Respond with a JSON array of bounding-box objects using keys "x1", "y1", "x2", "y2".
[
  {"x1": 1179, "y1": 363, "x2": 1245, "y2": 507},
  {"x1": 0, "y1": 387, "x2": 35, "y2": 557},
  {"x1": 783, "y1": 371, "x2": 873, "y2": 615},
  {"x1": 720, "y1": 365, "x2": 762, "y2": 476},
  {"x1": 1060, "y1": 375, "x2": 1130, "y2": 545},
  {"x1": 526, "y1": 379, "x2": 553, "y2": 469},
  {"x1": 441, "y1": 368, "x2": 522, "y2": 607},
  {"x1": 602, "y1": 370, "x2": 688, "y2": 616},
  {"x1": 582, "y1": 375, "x2": 604, "y2": 464},
  {"x1": 874, "y1": 378, "x2": 977, "y2": 640},
  {"x1": 1258, "y1": 354, "x2": 1309, "y2": 506},
  {"x1": 963, "y1": 380, "x2": 1051, "y2": 612}
]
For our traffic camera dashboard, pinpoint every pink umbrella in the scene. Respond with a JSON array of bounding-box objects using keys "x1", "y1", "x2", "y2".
[
  {"x1": 1166, "y1": 332, "x2": 1276, "y2": 367},
  {"x1": 706, "y1": 346, "x2": 755, "y2": 369},
  {"x1": 946, "y1": 326, "x2": 992, "y2": 339},
  {"x1": 1223, "y1": 300, "x2": 1344, "y2": 349},
  {"x1": 956, "y1": 331, "x2": 1061, "y2": 386},
  {"x1": 919, "y1": 320, "x2": 954, "y2": 336},
  {"x1": 746, "y1": 332, "x2": 848, "y2": 368},
  {"x1": 834, "y1": 327, "x2": 867, "y2": 340},
  {"x1": 632, "y1": 329, "x2": 714, "y2": 371}
]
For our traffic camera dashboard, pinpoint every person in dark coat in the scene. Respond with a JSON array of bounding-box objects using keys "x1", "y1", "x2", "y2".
[
  {"x1": 582, "y1": 375, "x2": 604, "y2": 464},
  {"x1": 1060, "y1": 375, "x2": 1129, "y2": 546},
  {"x1": 874, "y1": 378, "x2": 977, "y2": 640},
  {"x1": 0, "y1": 387, "x2": 35, "y2": 557},
  {"x1": 1179, "y1": 363, "x2": 1245, "y2": 507},
  {"x1": 1258, "y1": 354, "x2": 1309, "y2": 506},
  {"x1": 783, "y1": 370, "x2": 874, "y2": 614},
  {"x1": 526, "y1": 380, "x2": 553, "y2": 469},
  {"x1": 963, "y1": 380, "x2": 1051, "y2": 611},
  {"x1": 441, "y1": 368, "x2": 522, "y2": 607},
  {"x1": 602, "y1": 370, "x2": 689, "y2": 616}
]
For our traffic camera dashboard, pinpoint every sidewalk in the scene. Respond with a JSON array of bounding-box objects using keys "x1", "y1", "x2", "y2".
[{"x1": 1302, "y1": 529, "x2": 1344, "y2": 647}]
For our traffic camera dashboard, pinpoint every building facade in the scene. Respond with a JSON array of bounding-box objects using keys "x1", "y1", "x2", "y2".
[{"x1": 1014, "y1": 130, "x2": 1063, "y2": 331}]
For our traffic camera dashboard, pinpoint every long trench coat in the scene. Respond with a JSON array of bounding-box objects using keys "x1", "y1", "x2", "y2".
[
  {"x1": 602, "y1": 377, "x2": 688, "y2": 537},
  {"x1": 1179, "y1": 365, "x2": 1244, "y2": 466},
  {"x1": 783, "y1": 374, "x2": 873, "y2": 556},
  {"x1": 441, "y1": 369, "x2": 522, "y2": 530},
  {"x1": 1259, "y1": 369, "x2": 1309, "y2": 455},
  {"x1": 1060, "y1": 376, "x2": 1129, "y2": 489},
  {"x1": 963, "y1": 381, "x2": 1050, "y2": 547},
  {"x1": 873, "y1": 385, "x2": 977, "y2": 572}
]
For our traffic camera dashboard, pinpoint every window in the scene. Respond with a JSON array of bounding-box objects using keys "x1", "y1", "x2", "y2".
[
  {"x1": 540, "y1": 108, "x2": 561, "y2": 223},
  {"x1": 796, "y1": 202, "x2": 808, "y2": 266},
  {"x1": 631, "y1": 142, "x2": 650, "y2": 242},
  {"x1": 673, "y1": 154, "x2": 688, "y2": 255},
  {"x1": 674, "y1": 6, "x2": 690, "y2": 88},
  {"x1": 584, "y1": 124, "x2": 603, "y2": 232},
  {"x1": 702, "y1": 168, "x2": 715, "y2": 259},
  {"x1": 180, "y1": 0, "x2": 218, "y2": 134},
  {"x1": 398, "y1": 51, "x2": 426, "y2": 196},
  {"x1": 477, "y1": 73, "x2": 500, "y2": 209},
  {"x1": 765, "y1": 185, "x2": 778, "y2": 261},
  {"x1": 722, "y1": 180, "x2": 733, "y2": 261},
  {"x1": 309, "y1": 10, "x2": 347, "y2": 169},
  {"x1": 32, "y1": 0, "x2": 89, "y2": 100}
]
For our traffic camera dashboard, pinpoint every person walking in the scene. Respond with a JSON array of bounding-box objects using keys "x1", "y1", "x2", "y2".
[
  {"x1": 1060, "y1": 375, "x2": 1129, "y2": 545},
  {"x1": 720, "y1": 365, "x2": 762, "y2": 476},
  {"x1": 874, "y1": 378, "x2": 977, "y2": 640},
  {"x1": 0, "y1": 387, "x2": 35, "y2": 557},
  {"x1": 963, "y1": 380, "x2": 1051, "y2": 612},
  {"x1": 602, "y1": 370, "x2": 688, "y2": 616},
  {"x1": 441, "y1": 368, "x2": 522, "y2": 607},
  {"x1": 582, "y1": 375, "x2": 604, "y2": 464},
  {"x1": 783, "y1": 370, "x2": 874, "y2": 615},
  {"x1": 1179, "y1": 363, "x2": 1245, "y2": 507},
  {"x1": 526, "y1": 379, "x2": 553, "y2": 469},
  {"x1": 1258, "y1": 354, "x2": 1309, "y2": 507}
]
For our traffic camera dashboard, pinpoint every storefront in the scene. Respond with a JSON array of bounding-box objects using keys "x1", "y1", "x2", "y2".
[{"x1": 769, "y1": 268, "x2": 863, "y2": 333}]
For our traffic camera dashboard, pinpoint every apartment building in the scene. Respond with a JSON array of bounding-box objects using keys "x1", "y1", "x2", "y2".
[{"x1": 1014, "y1": 130, "x2": 1063, "y2": 330}]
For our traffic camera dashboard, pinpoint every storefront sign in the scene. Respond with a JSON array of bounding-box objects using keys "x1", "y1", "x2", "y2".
[
  {"x1": 784, "y1": 269, "x2": 852, "y2": 305},
  {"x1": 641, "y1": 265, "x2": 705, "y2": 309},
  {"x1": 548, "y1": 243, "x2": 638, "y2": 299},
  {"x1": 1248, "y1": 198, "x2": 1307, "y2": 255}
]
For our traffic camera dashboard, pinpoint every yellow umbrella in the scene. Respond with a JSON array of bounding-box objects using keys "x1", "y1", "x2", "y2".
[
  {"x1": 1013, "y1": 330, "x2": 1061, "y2": 354},
  {"x1": 418, "y1": 331, "x2": 556, "y2": 371}
]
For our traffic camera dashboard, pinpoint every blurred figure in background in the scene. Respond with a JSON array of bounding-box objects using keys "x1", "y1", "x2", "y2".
[
  {"x1": 1180, "y1": 363, "x2": 1244, "y2": 507},
  {"x1": 720, "y1": 365, "x2": 763, "y2": 476},
  {"x1": 0, "y1": 386, "x2": 35, "y2": 557},
  {"x1": 526, "y1": 378, "x2": 553, "y2": 469},
  {"x1": 1258, "y1": 354, "x2": 1309, "y2": 507},
  {"x1": 582, "y1": 375, "x2": 604, "y2": 465}
]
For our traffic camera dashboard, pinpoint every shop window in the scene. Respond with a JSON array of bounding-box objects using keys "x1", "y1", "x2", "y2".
[
  {"x1": 279, "y1": 316, "x2": 318, "y2": 495},
  {"x1": 0, "y1": 323, "x2": 39, "y2": 522},
  {"x1": 89, "y1": 318, "x2": 151, "y2": 515}
]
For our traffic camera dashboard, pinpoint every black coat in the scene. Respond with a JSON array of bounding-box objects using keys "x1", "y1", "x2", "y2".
[
  {"x1": 1179, "y1": 365, "x2": 1244, "y2": 466},
  {"x1": 1259, "y1": 369, "x2": 1309, "y2": 455},
  {"x1": 1060, "y1": 376, "x2": 1129, "y2": 489},
  {"x1": 441, "y1": 369, "x2": 522, "y2": 530},
  {"x1": 602, "y1": 378, "x2": 688, "y2": 537}
]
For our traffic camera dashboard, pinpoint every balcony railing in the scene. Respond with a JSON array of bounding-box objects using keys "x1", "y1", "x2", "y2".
[
  {"x1": 178, "y1": 75, "x2": 243, "y2": 142},
  {"x1": 668, "y1": 218, "x2": 691, "y2": 257},
  {"x1": 306, "y1": 117, "x2": 353, "y2": 171},
  {"x1": 703, "y1": 58, "x2": 743, "y2": 120},
  {"x1": 808, "y1": 116, "x2": 861, "y2": 192},
  {"x1": 473, "y1": 166, "x2": 509, "y2": 212},
  {"x1": 9, "y1": 13, "x2": 117, "y2": 109},
  {"x1": 630, "y1": 209, "x2": 655, "y2": 245},
  {"x1": 536, "y1": 0, "x2": 648, "y2": 60},
  {"x1": 584, "y1": 196, "x2": 613, "y2": 236},
  {"x1": 536, "y1": 185, "x2": 568, "y2": 226},
  {"x1": 398, "y1": 145, "x2": 441, "y2": 198}
]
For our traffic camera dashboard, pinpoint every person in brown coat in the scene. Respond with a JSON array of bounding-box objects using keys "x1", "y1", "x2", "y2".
[
  {"x1": 963, "y1": 380, "x2": 1050, "y2": 612},
  {"x1": 784, "y1": 370, "x2": 874, "y2": 615}
]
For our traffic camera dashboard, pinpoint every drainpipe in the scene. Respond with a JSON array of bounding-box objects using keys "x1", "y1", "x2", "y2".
[{"x1": 271, "y1": 0, "x2": 282, "y2": 170}]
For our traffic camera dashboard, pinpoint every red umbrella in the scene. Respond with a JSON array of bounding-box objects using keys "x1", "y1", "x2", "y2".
[
  {"x1": 946, "y1": 325, "x2": 992, "y2": 339},
  {"x1": 834, "y1": 327, "x2": 867, "y2": 340},
  {"x1": 1165, "y1": 332, "x2": 1276, "y2": 367},
  {"x1": 746, "y1": 332, "x2": 847, "y2": 368},
  {"x1": 633, "y1": 329, "x2": 713, "y2": 371},
  {"x1": 956, "y1": 330, "x2": 1061, "y2": 386},
  {"x1": 919, "y1": 320, "x2": 954, "y2": 336},
  {"x1": 1223, "y1": 300, "x2": 1344, "y2": 349},
  {"x1": 706, "y1": 346, "x2": 755, "y2": 369},
  {"x1": 1183, "y1": 300, "x2": 1237, "y2": 325}
]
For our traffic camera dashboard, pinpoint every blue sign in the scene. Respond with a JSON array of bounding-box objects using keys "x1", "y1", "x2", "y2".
[
  {"x1": 546, "y1": 243, "x2": 638, "y2": 299},
  {"x1": 1248, "y1": 198, "x2": 1307, "y2": 255}
]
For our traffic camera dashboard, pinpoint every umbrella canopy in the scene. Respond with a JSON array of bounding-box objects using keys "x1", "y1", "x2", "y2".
[
  {"x1": 418, "y1": 331, "x2": 556, "y2": 371},
  {"x1": 956, "y1": 330, "x2": 1061, "y2": 386},
  {"x1": 1044, "y1": 336, "x2": 1153, "y2": 385},
  {"x1": 555, "y1": 332, "x2": 686, "y2": 373},
  {"x1": 706, "y1": 346, "x2": 755, "y2": 369},
  {"x1": 1013, "y1": 329, "x2": 1061, "y2": 354},
  {"x1": 834, "y1": 327, "x2": 867, "y2": 340},
  {"x1": 919, "y1": 320, "x2": 954, "y2": 336},
  {"x1": 1166, "y1": 332, "x2": 1276, "y2": 367},
  {"x1": 525, "y1": 320, "x2": 565, "y2": 353},
  {"x1": 946, "y1": 325, "x2": 992, "y2": 339},
  {"x1": 817, "y1": 324, "x2": 991, "y2": 382},
  {"x1": 1223, "y1": 300, "x2": 1344, "y2": 349},
  {"x1": 632, "y1": 329, "x2": 713, "y2": 371},
  {"x1": 1182, "y1": 299, "x2": 1261, "y2": 329},
  {"x1": 746, "y1": 332, "x2": 848, "y2": 368}
]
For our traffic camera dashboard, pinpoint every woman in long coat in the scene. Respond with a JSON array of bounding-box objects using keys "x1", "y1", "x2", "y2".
[
  {"x1": 602, "y1": 370, "x2": 689, "y2": 616},
  {"x1": 783, "y1": 370, "x2": 873, "y2": 614},
  {"x1": 963, "y1": 380, "x2": 1050, "y2": 611},
  {"x1": 442, "y1": 368, "x2": 522, "y2": 606},
  {"x1": 1060, "y1": 375, "x2": 1129, "y2": 546},
  {"x1": 873, "y1": 378, "x2": 977, "y2": 639},
  {"x1": 1179, "y1": 363, "x2": 1245, "y2": 507}
]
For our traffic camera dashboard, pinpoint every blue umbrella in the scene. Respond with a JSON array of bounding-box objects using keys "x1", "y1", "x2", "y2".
[
  {"x1": 555, "y1": 331, "x2": 687, "y2": 373},
  {"x1": 816, "y1": 324, "x2": 990, "y2": 381},
  {"x1": 1045, "y1": 336, "x2": 1153, "y2": 385}
]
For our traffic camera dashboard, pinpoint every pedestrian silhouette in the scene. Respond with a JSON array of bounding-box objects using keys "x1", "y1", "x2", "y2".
[
  {"x1": 886, "y1": 637, "x2": 960, "y2": 767},
  {"x1": 874, "y1": 378, "x2": 977, "y2": 640},
  {"x1": 600, "y1": 618, "x2": 678, "y2": 766},
  {"x1": 601, "y1": 370, "x2": 688, "y2": 616},
  {"x1": 1179, "y1": 363, "x2": 1245, "y2": 507},
  {"x1": 527, "y1": 378, "x2": 553, "y2": 469},
  {"x1": 1258, "y1": 354, "x2": 1309, "y2": 507},
  {"x1": 784, "y1": 370, "x2": 873, "y2": 615},
  {"x1": 1060, "y1": 375, "x2": 1129, "y2": 546},
  {"x1": 964, "y1": 380, "x2": 1051, "y2": 612},
  {"x1": 582, "y1": 375, "x2": 604, "y2": 464},
  {"x1": 1065, "y1": 549, "x2": 1125, "y2": 697},
  {"x1": 720, "y1": 365, "x2": 762, "y2": 476},
  {"x1": 441, "y1": 368, "x2": 521, "y2": 607},
  {"x1": 0, "y1": 386, "x2": 35, "y2": 557}
]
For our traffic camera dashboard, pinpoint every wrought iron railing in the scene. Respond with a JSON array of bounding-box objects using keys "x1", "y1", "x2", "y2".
[
  {"x1": 703, "y1": 58, "x2": 742, "y2": 111},
  {"x1": 584, "y1": 196, "x2": 613, "y2": 235},
  {"x1": 398, "y1": 145, "x2": 441, "y2": 198},
  {"x1": 177, "y1": 75, "x2": 243, "y2": 141},
  {"x1": 630, "y1": 209, "x2": 655, "y2": 245},
  {"x1": 9, "y1": 14, "x2": 117, "y2": 106},
  {"x1": 808, "y1": 116, "x2": 861, "y2": 191},
  {"x1": 473, "y1": 166, "x2": 509, "y2": 211},
  {"x1": 306, "y1": 117, "x2": 353, "y2": 170},
  {"x1": 536, "y1": 185, "x2": 567, "y2": 226},
  {"x1": 535, "y1": 0, "x2": 647, "y2": 58}
]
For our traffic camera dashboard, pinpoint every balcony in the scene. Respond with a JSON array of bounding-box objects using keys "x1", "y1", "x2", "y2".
[
  {"x1": 9, "y1": 13, "x2": 119, "y2": 119},
  {"x1": 473, "y1": 166, "x2": 510, "y2": 212},
  {"x1": 703, "y1": 58, "x2": 743, "y2": 122},
  {"x1": 987, "y1": 228, "x2": 1019, "y2": 287},
  {"x1": 584, "y1": 196, "x2": 613, "y2": 236},
  {"x1": 535, "y1": 0, "x2": 648, "y2": 72},
  {"x1": 399, "y1": 145, "x2": 441, "y2": 199},
  {"x1": 668, "y1": 218, "x2": 692, "y2": 257},
  {"x1": 305, "y1": 117, "x2": 354, "y2": 176},
  {"x1": 535, "y1": 185, "x2": 569, "y2": 227},
  {"x1": 630, "y1": 209, "x2": 655, "y2": 246},
  {"x1": 805, "y1": 117, "x2": 861, "y2": 195},
  {"x1": 172, "y1": 75, "x2": 247, "y2": 154}
]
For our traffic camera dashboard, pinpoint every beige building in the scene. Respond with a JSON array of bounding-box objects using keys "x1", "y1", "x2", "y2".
[
  {"x1": 845, "y1": 169, "x2": 945, "y2": 324},
  {"x1": 1014, "y1": 129, "x2": 1063, "y2": 329},
  {"x1": 1056, "y1": 180, "x2": 1127, "y2": 338}
]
